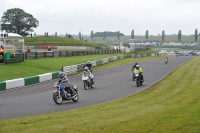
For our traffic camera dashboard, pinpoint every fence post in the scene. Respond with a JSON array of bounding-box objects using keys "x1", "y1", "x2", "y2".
[
  {"x1": 35, "y1": 52, "x2": 37, "y2": 59},
  {"x1": 60, "y1": 51, "x2": 61, "y2": 57},
  {"x1": 53, "y1": 51, "x2": 54, "y2": 57},
  {"x1": 25, "y1": 52, "x2": 27, "y2": 59},
  {"x1": 78, "y1": 51, "x2": 79, "y2": 56},
  {"x1": 44, "y1": 52, "x2": 46, "y2": 58},
  {"x1": 66, "y1": 51, "x2": 67, "y2": 57},
  {"x1": 72, "y1": 51, "x2": 73, "y2": 56}
]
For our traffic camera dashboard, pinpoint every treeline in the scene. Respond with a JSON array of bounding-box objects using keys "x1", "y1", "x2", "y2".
[{"x1": 93, "y1": 31, "x2": 124, "y2": 37}]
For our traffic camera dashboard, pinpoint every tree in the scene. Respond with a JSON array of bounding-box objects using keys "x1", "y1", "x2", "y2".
[
  {"x1": 145, "y1": 30, "x2": 149, "y2": 40},
  {"x1": 104, "y1": 31, "x2": 106, "y2": 40},
  {"x1": 55, "y1": 32, "x2": 57, "y2": 37},
  {"x1": 131, "y1": 29, "x2": 134, "y2": 39},
  {"x1": 195, "y1": 29, "x2": 198, "y2": 42},
  {"x1": 178, "y1": 30, "x2": 182, "y2": 41},
  {"x1": 117, "y1": 31, "x2": 120, "y2": 40},
  {"x1": 1, "y1": 8, "x2": 39, "y2": 36},
  {"x1": 90, "y1": 30, "x2": 93, "y2": 40},
  {"x1": 79, "y1": 32, "x2": 81, "y2": 40},
  {"x1": 162, "y1": 30, "x2": 165, "y2": 41}
]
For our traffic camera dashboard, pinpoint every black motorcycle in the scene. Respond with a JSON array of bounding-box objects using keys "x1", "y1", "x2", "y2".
[{"x1": 53, "y1": 82, "x2": 79, "y2": 105}]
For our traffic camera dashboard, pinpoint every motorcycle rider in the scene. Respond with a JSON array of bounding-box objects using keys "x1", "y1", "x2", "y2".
[
  {"x1": 83, "y1": 61, "x2": 92, "y2": 73},
  {"x1": 131, "y1": 62, "x2": 138, "y2": 70},
  {"x1": 134, "y1": 64, "x2": 144, "y2": 82},
  {"x1": 131, "y1": 62, "x2": 138, "y2": 80},
  {"x1": 164, "y1": 56, "x2": 168, "y2": 61},
  {"x1": 176, "y1": 53, "x2": 179, "y2": 57},
  {"x1": 58, "y1": 71, "x2": 75, "y2": 97},
  {"x1": 83, "y1": 67, "x2": 94, "y2": 88}
]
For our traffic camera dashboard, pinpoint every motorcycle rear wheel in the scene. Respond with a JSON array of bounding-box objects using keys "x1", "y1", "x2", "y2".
[{"x1": 53, "y1": 92, "x2": 63, "y2": 105}]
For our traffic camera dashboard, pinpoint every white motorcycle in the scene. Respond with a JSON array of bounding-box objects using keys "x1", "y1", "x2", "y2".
[{"x1": 82, "y1": 71, "x2": 94, "y2": 90}]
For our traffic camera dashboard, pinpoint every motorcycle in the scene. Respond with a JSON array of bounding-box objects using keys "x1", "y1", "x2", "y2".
[
  {"x1": 82, "y1": 71, "x2": 94, "y2": 90},
  {"x1": 134, "y1": 70, "x2": 143, "y2": 87},
  {"x1": 165, "y1": 59, "x2": 168, "y2": 64},
  {"x1": 53, "y1": 82, "x2": 79, "y2": 105}
]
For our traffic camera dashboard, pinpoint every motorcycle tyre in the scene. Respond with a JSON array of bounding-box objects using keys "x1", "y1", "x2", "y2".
[
  {"x1": 72, "y1": 92, "x2": 79, "y2": 102},
  {"x1": 84, "y1": 81, "x2": 89, "y2": 90},
  {"x1": 53, "y1": 92, "x2": 63, "y2": 105},
  {"x1": 136, "y1": 78, "x2": 140, "y2": 87}
]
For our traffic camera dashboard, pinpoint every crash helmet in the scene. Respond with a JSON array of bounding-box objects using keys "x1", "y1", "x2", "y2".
[
  {"x1": 134, "y1": 62, "x2": 138, "y2": 65},
  {"x1": 87, "y1": 61, "x2": 90, "y2": 64},
  {"x1": 84, "y1": 67, "x2": 88, "y2": 72},
  {"x1": 58, "y1": 71, "x2": 65, "y2": 78},
  {"x1": 136, "y1": 64, "x2": 140, "y2": 68}
]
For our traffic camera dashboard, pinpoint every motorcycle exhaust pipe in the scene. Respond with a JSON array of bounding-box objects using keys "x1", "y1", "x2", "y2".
[{"x1": 71, "y1": 94, "x2": 78, "y2": 98}]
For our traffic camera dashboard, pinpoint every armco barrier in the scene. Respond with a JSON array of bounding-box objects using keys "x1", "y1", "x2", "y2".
[{"x1": 0, "y1": 53, "x2": 156, "y2": 91}]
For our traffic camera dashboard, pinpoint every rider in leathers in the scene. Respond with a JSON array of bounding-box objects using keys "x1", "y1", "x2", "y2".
[
  {"x1": 131, "y1": 62, "x2": 138, "y2": 70},
  {"x1": 83, "y1": 67, "x2": 94, "y2": 88},
  {"x1": 83, "y1": 61, "x2": 92, "y2": 73},
  {"x1": 58, "y1": 71, "x2": 75, "y2": 96},
  {"x1": 133, "y1": 64, "x2": 144, "y2": 82}
]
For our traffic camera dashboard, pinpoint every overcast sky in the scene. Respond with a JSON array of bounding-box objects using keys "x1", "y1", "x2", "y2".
[{"x1": 1, "y1": 0, "x2": 200, "y2": 35}]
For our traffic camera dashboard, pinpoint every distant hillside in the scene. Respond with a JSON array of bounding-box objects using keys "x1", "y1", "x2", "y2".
[
  {"x1": 24, "y1": 36, "x2": 106, "y2": 49},
  {"x1": 93, "y1": 31, "x2": 124, "y2": 37}
]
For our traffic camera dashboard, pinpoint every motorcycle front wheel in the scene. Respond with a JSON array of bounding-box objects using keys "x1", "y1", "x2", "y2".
[
  {"x1": 136, "y1": 78, "x2": 140, "y2": 87},
  {"x1": 72, "y1": 92, "x2": 79, "y2": 102},
  {"x1": 84, "y1": 81, "x2": 89, "y2": 90},
  {"x1": 53, "y1": 92, "x2": 63, "y2": 105}
]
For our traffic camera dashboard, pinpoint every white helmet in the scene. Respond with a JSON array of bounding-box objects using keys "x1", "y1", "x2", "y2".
[
  {"x1": 87, "y1": 61, "x2": 90, "y2": 64},
  {"x1": 136, "y1": 64, "x2": 140, "y2": 68}
]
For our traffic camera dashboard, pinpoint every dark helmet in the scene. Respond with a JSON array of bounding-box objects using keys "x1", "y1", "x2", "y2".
[{"x1": 134, "y1": 62, "x2": 138, "y2": 65}]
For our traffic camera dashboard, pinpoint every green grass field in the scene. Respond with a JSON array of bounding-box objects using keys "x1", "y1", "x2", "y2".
[
  {"x1": 24, "y1": 36, "x2": 105, "y2": 49},
  {"x1": 0, "y1": 56, "x2": 199, "y2": 133},
  {"x1": 0, "y1": 53, "x2": 129, "y2": 81}
]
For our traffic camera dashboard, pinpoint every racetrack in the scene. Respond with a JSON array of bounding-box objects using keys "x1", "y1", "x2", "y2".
[{"x1": 0, "y1": 56, "x2": 192, "y2": 120}]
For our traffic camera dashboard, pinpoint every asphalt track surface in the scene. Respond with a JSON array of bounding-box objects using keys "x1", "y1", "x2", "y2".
[{"x1": 0, "y1": 56, "x2": 192, "y2": 120}]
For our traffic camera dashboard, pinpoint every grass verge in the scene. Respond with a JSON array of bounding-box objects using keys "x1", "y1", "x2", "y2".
[
  {"x1": 1, "y1": 56, "x2": 200, "y2": 133},
  {"x1": 0, "y1": 53, "x2": 124, "y2": 81}
]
